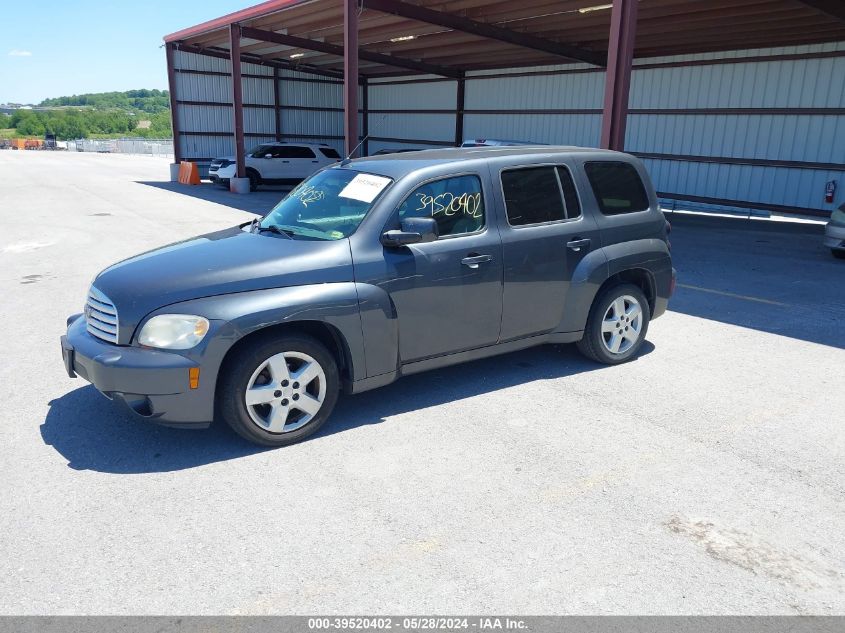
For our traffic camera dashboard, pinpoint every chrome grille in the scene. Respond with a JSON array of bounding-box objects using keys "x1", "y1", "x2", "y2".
[{"x1": 86, "y1": 286, "x2": 119, "y2": 344}]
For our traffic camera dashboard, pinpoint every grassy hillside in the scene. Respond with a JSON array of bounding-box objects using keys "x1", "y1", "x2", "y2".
[
  {"x1": 39, "y1": 89, "x2": 170, "y2": 114},
  {"x1": 1, "y1": 90, "x2": 172, "y2": 140}
]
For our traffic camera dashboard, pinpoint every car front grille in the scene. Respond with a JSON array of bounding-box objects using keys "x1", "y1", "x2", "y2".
[{"x1": 86, "y1": 286, "x2": 119, "y2": 344}]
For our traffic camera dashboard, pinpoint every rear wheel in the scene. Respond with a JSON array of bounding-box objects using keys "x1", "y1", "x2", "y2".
[
  {"x1": 577, "y1": 283, "x2": 650, "y2": 365},
  {"x1": 218, "y1": 334, "x2": 340, "y2": 446},
  {"x1": 246, "y1": 169, "x2": 261, "y2": 192}
]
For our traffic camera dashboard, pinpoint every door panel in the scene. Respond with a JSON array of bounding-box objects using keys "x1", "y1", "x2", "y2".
[
  {"x1": 381, "y1": 231, "x2": 503, "y2": 362},
  {"x1": 499, "y1": 217, "x2": 600, "y2": 340},
  {"x1": 497, "y1": 165, "x2": 601, "y2": 340},
  {"x1": 353, "y1": 172, "x2": 503, "y2": 364},
  {"x1": 288, "y1": 146, "x2": 318, "y2": 179}
]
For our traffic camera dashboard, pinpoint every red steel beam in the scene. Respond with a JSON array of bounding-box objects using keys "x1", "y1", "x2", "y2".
[
  {"x1": 344, "y1": 0, "x2": 359, "y2": 157},
  {"x1": 230, "y1": 23, "x2": 247, "y2": 179},
  {"x1": 600, "y1": 0, "x2": 638, "y2": 151},
  {"x1": 164, "y1": 0, "x2": 308, "y2": 43},
  {"x1": 165, "y1": 43, "x2": 182, "y2": 163},
  {"x1": 240, "y1": 26, "x2": 463, "y2": 78},
  {"x1": 797, "y1": 0, "x2": 845, "y2": 22},
  {"x1": 363, "y1": 0, "x2": 605, "y2": 67},
  {"x1": 178, "y1": 42, "x2": 346, "y2": 80}
]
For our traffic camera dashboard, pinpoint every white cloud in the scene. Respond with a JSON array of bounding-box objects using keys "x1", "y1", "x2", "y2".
[{"x1": 8, "y1": 49, "x2": 32, "y2": 57}]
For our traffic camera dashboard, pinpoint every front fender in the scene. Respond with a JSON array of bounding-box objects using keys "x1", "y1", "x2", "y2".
[{"x1": 152, "y1": 283, "x2": 368, "y2": 382}]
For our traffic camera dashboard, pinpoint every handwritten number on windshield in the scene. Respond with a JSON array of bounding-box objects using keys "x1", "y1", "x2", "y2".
[
  {"x1": 415, "y1": 192, "x2": 482, "y2": 218},
  {"x1": 291, "y1": 185, "x2": 326, "y2": 207}
]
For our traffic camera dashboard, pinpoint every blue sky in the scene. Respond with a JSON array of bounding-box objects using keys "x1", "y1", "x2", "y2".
[{"x1": 0, "y1": 1, "x2": 247, "y2": 104}]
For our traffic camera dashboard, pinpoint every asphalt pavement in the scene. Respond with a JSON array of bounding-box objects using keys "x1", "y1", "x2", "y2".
[{"x1": 1, "y1": 151, "x2": 844, "y2": 614}]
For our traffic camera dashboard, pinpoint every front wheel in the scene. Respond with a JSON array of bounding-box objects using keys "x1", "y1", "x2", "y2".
[
  {"x1": 218, "y1": 334, "x2": 340, "y2": 446},
  {"x1": 577, "y1": 283, "x2": 651, "y2": 365}
]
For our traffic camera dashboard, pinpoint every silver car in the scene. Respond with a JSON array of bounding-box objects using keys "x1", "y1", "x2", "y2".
[{"x1": 824, "y1": 203, "x2": 845, "y2": 259}]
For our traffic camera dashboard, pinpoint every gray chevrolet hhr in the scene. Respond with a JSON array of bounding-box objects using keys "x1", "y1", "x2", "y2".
[{"x1": 61, "y1": 147, "x2": 675, "y2": 446}]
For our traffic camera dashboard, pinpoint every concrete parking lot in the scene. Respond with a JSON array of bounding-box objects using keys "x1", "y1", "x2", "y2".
[{"x1": 1, "y1": 151, "x2": 844, "y2": 614}]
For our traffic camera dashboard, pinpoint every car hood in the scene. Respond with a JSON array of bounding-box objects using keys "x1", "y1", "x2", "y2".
[{"x1": 91, "y1": 225, "x2": 353, "y2": 342}]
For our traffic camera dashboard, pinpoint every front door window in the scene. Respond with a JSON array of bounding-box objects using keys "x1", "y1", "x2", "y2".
[{"x1": 398, "y1": 175, "x2": 485, "y2": 237}]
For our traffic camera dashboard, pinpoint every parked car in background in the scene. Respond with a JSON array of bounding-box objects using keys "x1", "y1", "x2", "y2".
[
  {"x1": 824, "y1": 202, "x2": 845, "y2": 259},
  {"x1": 209, "y1": 142, "x2": 341, "y2": 191},
  {"x1": 460, "y1": 138, "x2": 543, "y2": 147},
  {"x1": 61, "y1": 147, "x2": 674, "y2": 447}
]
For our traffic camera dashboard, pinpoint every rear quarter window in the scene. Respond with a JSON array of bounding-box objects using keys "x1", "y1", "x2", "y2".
[
  {"x1": 584, "y1": 161, "x2": 649, "y2": 215},
  {"x1": 320, "y1": 147, "x2": 341, "y2": 159}
]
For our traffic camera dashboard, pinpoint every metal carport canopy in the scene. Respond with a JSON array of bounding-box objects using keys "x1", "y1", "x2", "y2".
[{"x1": 163, "y1": 0, "x2": 845, "y2": 178}]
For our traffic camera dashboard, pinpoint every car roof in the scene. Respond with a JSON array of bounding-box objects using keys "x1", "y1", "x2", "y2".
[
  {"x1": 344, "y1": 146, "x2": 631, "y2": 179},
  {"x1": 255, "y1": 141, "x2": 332, "y2": 147},
  {"x1": 460, "y1": 138, "x2": 540, "y2": 146}
]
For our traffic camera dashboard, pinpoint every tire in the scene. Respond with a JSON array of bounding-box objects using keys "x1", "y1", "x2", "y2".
[
  {"x1": 218, "y1": 334, "x2": 340, "y2": 447},
  {"x1": 577, "y1": 283, "x2": 651, "y2": 365},
  {"x1": 246, "y1": 169, "x2": 261, "y2": 192},
  {"x1": 832, "y1": 249, "x2": 845, "y2": 260}
]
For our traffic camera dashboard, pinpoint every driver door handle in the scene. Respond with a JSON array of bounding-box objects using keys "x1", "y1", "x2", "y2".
[
  {"x1": 461, "y1": 254, "x2": 492, "y2": 268},
  {"x1": 566, "y1": 238, "x2": 591, "y2": 253}
]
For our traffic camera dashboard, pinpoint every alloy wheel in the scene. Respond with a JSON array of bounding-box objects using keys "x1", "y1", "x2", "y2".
[
  {"x1": 244, "y1": 351, "x2": 327, "y2": 433},
  {"x1": 601, "y1": 295, "x2": 643, "y2": 355}
]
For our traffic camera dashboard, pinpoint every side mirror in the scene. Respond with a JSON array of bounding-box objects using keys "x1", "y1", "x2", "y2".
[
  {"x1": 381, "y1": 217, "x2": 438, "y2": 247},
  {"x1": 264, "y1": 153, "x2": 273, "y2": 159}
]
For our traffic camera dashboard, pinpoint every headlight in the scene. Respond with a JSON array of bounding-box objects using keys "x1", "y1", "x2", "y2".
[{"x1": 138, "y1": 314, "x2": 209, "y2": 350}]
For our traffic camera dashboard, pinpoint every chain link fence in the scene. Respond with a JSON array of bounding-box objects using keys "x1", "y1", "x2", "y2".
[{"x1": 67, "y1": 138, "x2": 174, "y2": 158}]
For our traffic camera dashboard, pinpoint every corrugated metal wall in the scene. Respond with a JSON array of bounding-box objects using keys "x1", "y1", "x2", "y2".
[
  {"x1": 172, "y1": 42, "x2": 844, "y2": 214},
  {"x1": 368, "y1": 42, "x2": 845, "y2": 214},
  {"x1": 172, "y1": 51, "x2": 348, "y2": 166},
  {"x1": 367, "y1": 78, "x2": 458, "y2": 153}
]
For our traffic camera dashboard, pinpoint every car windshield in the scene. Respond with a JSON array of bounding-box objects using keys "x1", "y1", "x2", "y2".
[{"x1": 258, "y1": 169, "x2": 393, "y2": 240}]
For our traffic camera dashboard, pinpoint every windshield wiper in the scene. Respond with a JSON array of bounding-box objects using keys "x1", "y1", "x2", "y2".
[{"x1": 254, "y1": 223, "x2": 294, "y2": 238}]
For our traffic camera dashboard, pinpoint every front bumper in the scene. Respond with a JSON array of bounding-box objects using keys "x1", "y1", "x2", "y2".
[
  {"x1": 210, "y1": 164, "x2": 236, "y2": 180},
  {"x1": 61, "y1": 315, "x2": 213, "y2": 428},
  {"x1": 823, "y1": 222, "x2": 845, "y2": 250}
]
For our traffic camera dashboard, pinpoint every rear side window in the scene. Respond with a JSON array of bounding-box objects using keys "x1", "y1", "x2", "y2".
[
  {"x1": 502, "y1": 168, "x2": 564, "y2": 226},
  {"x1": 501, "y1": 165, "x2": 582, "y2": 226},
  {"x1": 319, "y1": 147, "x2": 341, "y2": 159},
  {"x1": 556, "y1": 166, "x2": 582, "y2": 219},
  {"x1": 584, "y1": 161, "x2": 649, "y2": 215},
  {"x1": 274, "y1": 145, "x2": 317, "y2": 159}
]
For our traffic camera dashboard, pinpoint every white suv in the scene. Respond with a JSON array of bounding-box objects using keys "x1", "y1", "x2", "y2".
[{"x1": 209, "y1": 142, "x2": 341, "y2": 191}]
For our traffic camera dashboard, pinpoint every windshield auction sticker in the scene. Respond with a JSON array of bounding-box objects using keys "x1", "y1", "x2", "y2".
[{"x1": 338, "y1": 174, "x2": 392, "y2": 203}]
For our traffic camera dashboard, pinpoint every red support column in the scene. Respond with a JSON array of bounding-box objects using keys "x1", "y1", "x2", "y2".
[
  {"x1": 361, "y1": 77, "x2": 369, "y2": 156},
  {"x1": 229, "y1": 23, "x2": 246, "y2": 178},
  {"x1": 273, "y1": 65, "x2": 282, "y2": 142},
  {"x1": 454, "y1": 74, "x2": 465, "y2": 147},
  {"x1": 344, "y1": 0, "x2": 359, "y2": 157},
  {"x1": 165, "y1": 43, "x2": 182, "y2": 164},
  {"x1": 600, "y1": 0, "x2": 639, "y2": 151}
]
